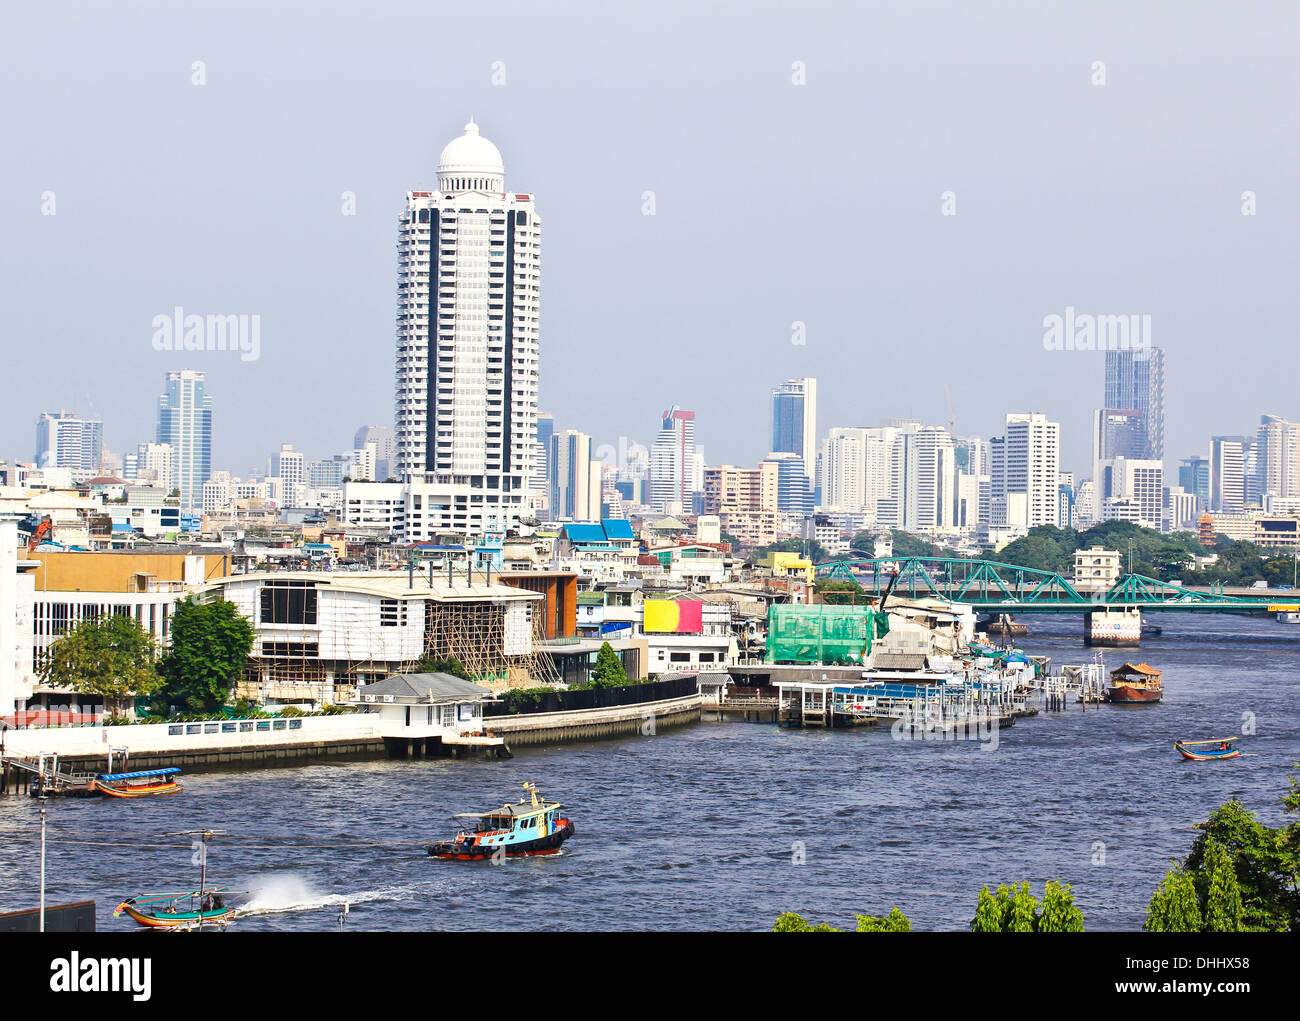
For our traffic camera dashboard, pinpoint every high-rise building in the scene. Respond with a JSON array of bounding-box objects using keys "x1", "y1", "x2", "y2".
[
  {"x1": 761, "y1": 452, "x2": 813, "y2": 517},
  {"x1": 353, "y1": 426, "x2": 396, "y2": 481},
  {"x1": 1254, "y1": 414, "x2": 1300, "y2": 503},
  {"x1": 650, "y1": 407, "x2": 696, "y2": 513},
  {"x1": 1178, "y1": 455, "x2": 1211, "y2": 510},
  {"x1": 991, "y1": 413, "x2": 1060, "y2": 528},
  {"x1": 131, "y1": 442, "x2": 175, "y2": 488},
  {"x1": 34, "y1": 412, "x2": 103, "y2": 482},
  {"x1": 1104, "y1": 347, "x2": 1165, "y2": 460},
  {"x1": 156, "y1": 370, "x2": 212, "y2": 509},
  {"x1": 1091, "y1": 408, "x2": 1145, "y2": 502},
  {"x1": 270, "y1": 444, "x2": 306, "y2": 507},
  {"x1": 392, "y1": 120, "x2": 541, "y2": 532},
  {"x1": 1104, "y1": 457, "x2": 1164, "y2": 528},
  {"x1": 533, "y1": 413, "x2": 555, "y2": 515},
  {"x1": 549, "y1": 429, "x2": 600, "y2": 521},
  {"x1": 1209, "y1": 436, "x2": 1248, "y2": 512},
  {"x1": 771, "y1": 378, "x2": 817, "y2": 485}
]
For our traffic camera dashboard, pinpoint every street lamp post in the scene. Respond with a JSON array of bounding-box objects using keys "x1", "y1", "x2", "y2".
[{"x1": 39, "y1": 794, "x2": 48, "y2": 932}]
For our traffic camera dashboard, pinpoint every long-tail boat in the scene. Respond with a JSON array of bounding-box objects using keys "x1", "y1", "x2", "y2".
[
  {"x1": 1106, "y1": 663, "x2": 1163, "y2": 704},
  {"x1": 114, "y1": 889, "x2": 234, "y2": 928},
  {"x1": 1175, "y1": 737, "x2": 1240, "y2": 761},
  {"x1": 94, "y1": 767, "x2": 183, "y2": 798},
  {"x1": 427, "y1": 783, "x2": 574, "y2": 860}
]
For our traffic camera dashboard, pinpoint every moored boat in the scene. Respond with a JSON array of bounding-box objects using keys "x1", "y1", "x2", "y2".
[
  {"x1": 115, "y1": 889, "x2": 234, "y2": 928},
  {"x1": 1175, "y1": 737, "x2": 1240, "y2": 761},
  {"x1": 94, "y1": 767, "x2": 183, "y2": 798},
  {"x1": 1106, "y1": 662, "x2": 1163, "y2": 704},
  {"x1": 427, "y1": 783, "x2": 574, "y2": 860}
]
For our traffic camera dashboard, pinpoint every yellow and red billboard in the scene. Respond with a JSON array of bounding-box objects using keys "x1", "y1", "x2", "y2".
[{"x1": 643, "y1": 599, "x2": 704, "y2": 634}]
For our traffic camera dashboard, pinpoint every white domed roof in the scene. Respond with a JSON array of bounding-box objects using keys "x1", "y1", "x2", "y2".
[{"x1": 437, "y1": 119, "x2": 505, "y2": 193}]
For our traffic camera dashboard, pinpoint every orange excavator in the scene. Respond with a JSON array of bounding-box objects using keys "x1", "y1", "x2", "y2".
[{"x1": 26, "y1": 516, "x2": 51, "y2": 552}]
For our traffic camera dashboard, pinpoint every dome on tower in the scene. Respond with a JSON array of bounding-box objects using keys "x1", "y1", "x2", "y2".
[{"x1": 437, "y1": 119, "x2": 505, "y2": 194}]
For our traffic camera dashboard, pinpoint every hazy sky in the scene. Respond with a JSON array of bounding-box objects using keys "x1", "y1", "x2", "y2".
[{"x1": 3, "y1": 1, "x2": 1297, "y2": 480}]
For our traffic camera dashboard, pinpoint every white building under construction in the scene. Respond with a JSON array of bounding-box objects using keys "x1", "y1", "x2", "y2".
[{"x1": 202, "y1": 571, "x2": 552, "y2": 708}]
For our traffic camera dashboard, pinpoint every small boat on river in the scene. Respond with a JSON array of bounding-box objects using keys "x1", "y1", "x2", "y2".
[
  {"x1": 115, "y1": 889, "x2": 234, "y2": 928},
  {"x1": 1106, "y1": 663, "x2": 1163, "y2": 704},
  {"x1": 94, "y1": 767, "x2": 183, "y2": 798},
  {"x1": 427, "y1": 783, "x2": 574, "y2": 860},
  {"x1": 1175, "y1": 737, "x2": 1240, "y2": 761}
]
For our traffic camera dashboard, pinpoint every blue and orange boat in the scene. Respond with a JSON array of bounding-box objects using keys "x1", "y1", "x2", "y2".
[
  {"x1": 94, "y1": 767, "x2": 183, "y2": 798},
  {"x1": 1175, "y1": 737, "x2": 1240, "y2": 761},
  {"x1": 427, "y1": 783, "x2": 574, "y2": 860}
]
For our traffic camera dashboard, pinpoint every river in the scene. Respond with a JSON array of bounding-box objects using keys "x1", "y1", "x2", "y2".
[{"x1": 2, "y1": 613, "x2": 1297, "y2": 931}]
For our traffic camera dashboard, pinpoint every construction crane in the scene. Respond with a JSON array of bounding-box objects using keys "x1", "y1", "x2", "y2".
[{"x1": 944, "y1": 383, "x2": 956, "y2": 435}]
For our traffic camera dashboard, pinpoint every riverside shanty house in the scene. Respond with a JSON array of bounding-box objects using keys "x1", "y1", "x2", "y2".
[
  {"x1": 354, "y1": 672, "x2": 493, "y2": 734},
  {"x1": 200, "y1": 571, "x2": 546, "y2": 709}
]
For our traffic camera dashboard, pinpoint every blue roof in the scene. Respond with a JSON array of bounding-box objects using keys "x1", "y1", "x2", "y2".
[
  {"x1": 563, "y1": 523, "x2": 607, "y2": 543},
  {"x1": 600, "y1": 519, "x2": 635, "y2": 540},
  {"x1": 95, "y1": 767, "x2": 181, "y2": 781}
]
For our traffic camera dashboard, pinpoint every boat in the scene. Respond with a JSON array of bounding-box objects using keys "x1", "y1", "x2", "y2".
[
  {"x1": 93, "y1": 766, "x2": 183, "y2": 798},
  {"x1": 114, "y1": 889, "x2": 234, "y2": 928},
  {"x1": 1140, "y1": 621, "x2": 1163, "y2": 637},
  {"x1": 1175, "y1": 737, "x2": 1241, "y2": 761},
  {"x1": 426, "y1": 783, "x2": 574, "y2": 860},
  {"x1": 1106, "y1": 662, "x2": 1163, "y2": 704}
]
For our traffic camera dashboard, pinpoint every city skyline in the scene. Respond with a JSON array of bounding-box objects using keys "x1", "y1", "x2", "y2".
[{"x1": 3, "y1": 5, "x2": 1298, "y2": 482}]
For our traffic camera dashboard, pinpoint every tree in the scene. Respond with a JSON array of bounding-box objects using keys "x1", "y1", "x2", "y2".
[
  {"x1": 40, "y1": 613, "x2": 163, "y2": 716},
  {"x1": 1144, "y1": 868, "x2": 1203, "y2": 932},
  {"x1": 772, "y1": 912, "x2": 838, "y2": 932},
  {"x1": 1201, "y1": 840, "x2": 1245, "y2": 932},
  {"x1": 1036, "y1": 881, "x2": 1085, "y2": 932},
  {"x1": 416, "y1": 655, "x2": 471, "y2": 679},
  {"x1": 591, "y1": 642, "x2": 628, "y2": 688},
  {"x1": 971, "y1": 881, "x2": 1085, "y2": 932},
  {"x1": 159, "y1": 597, "x2": 255, "y2": 713},
  {"x1": 856, "y1": 907, "x2": 911, "y2": 932}
]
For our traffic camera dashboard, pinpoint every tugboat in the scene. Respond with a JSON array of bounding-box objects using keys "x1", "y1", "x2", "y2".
[
  {"x1": 426, "y1": 783, "x2": 574, "y2": 860},
  {"x1": 1106, "y1": 662, "x2": 1163, "y2": 704}
]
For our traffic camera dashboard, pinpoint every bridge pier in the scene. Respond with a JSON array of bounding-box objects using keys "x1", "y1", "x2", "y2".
[{"x1": 1085, "y1": 607, "x2": 1141, "y2": 647}]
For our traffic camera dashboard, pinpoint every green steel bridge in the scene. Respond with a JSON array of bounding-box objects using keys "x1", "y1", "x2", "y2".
[{"x1": 815, "y1": 557, "x2": 1292, "y2": 614}]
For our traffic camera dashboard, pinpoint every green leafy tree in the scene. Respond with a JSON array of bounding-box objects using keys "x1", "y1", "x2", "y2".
[
  {"x1": 1144, "y1": 868, "x2": 1204, "y2": 932},
  {"x1": 39, "y1": 613, "x2": 163, "y2": 716},
  {"x1": 855, "y1": 907, "x2": 911, "y2": 932},
  {"x1": 1201, "y1": 840, "x2": 1246, "y2": 932},
  {"x1": 159, "y1": 597, "x2": 255, "y2": 713},
  {"x1": 1036, "y1": 881, "x2": 1085, "y2": 932},
  {"x1": 416, "y1": 655, "x2": 471, "y2": 679},
  {"x1": 591, "y1": 642, "x2": 629, "y2": 688},
  {"x1": 772, "y1": 912, "x2": 838, "y2": 932},
  {"x1": 971, "y1": 881, "x2": 1084, "y2": 932}
]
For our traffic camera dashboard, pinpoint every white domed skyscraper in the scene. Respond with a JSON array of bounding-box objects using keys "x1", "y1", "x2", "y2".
[{"x1": 392, "y1": 121, "x2": 541, "y2": 536}]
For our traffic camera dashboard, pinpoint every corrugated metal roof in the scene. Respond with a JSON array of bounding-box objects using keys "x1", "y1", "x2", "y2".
[
  {"x1": 360, "y1": 672, "x2": 492, "y2": 700},
  {"x1": 600, "y1": 519, "x2": 635, "y2": 540}
]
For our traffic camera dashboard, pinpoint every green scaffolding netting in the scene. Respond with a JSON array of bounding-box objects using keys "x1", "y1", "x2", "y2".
[{"x1": 766, "y1": 604, "x2": 890, "y2": 665}]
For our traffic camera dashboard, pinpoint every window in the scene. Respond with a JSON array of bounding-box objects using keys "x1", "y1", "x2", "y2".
[
  {"x1": 669, "y1": 652, "x2": 691, "y2": 663},
  {"x1": 260, "y1": 581, "x2": 318, "y2": 624}
]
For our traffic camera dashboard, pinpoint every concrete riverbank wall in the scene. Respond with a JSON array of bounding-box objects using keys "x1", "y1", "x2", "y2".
[
  {"x1": 1, "y1": 693, "x2": 706, "y2": 782},
  {"x1": 484, "y1": 694, "x2": 702, "y2": 746},
  {"x1": 1, "y1": 714, "x2": 386, "y2": 776}
]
